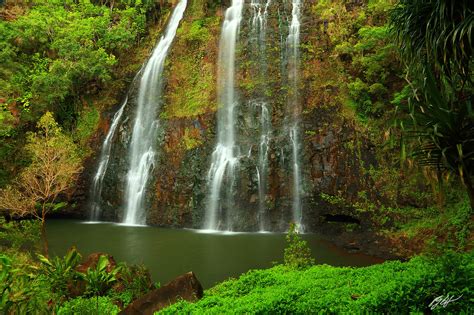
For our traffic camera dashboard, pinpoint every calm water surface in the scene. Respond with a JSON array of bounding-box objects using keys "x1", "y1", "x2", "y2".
[{"x1": 47, "y1": 220, "x2": 382, "y2": 288}]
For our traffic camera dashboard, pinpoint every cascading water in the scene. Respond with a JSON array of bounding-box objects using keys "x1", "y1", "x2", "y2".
[
  {"x1": 249, "y1": 0, "x2": 272, "y2": 231},
  {"x1": 287, "y1": 0, "x2": 303, "y2": 231},
  {"x1": 122, "y1": 0, "x2": 187, "y2": 225},
  {"x1": 204, "y1": 0, "x2": 244, "y2": 231},
  {"x1": 89, "y1": 96, "x2": 128, "y2": 221},
  {"x1": 257, "y1": 102, "x2": 271, "y2": 231},
  {"x1": 289, "y1": 125, "x2": 302, "y2": 228}
]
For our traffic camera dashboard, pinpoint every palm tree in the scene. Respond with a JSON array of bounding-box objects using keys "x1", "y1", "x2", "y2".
[
  {"x1": 390, "y1": 0, "x2": 474, "y2": 209},
  {"x1": 391, "y1": 0, "x2": 473, "y2": 85}
]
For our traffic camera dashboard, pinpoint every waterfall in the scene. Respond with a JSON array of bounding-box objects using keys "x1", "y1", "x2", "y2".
[
  {"x1": 204, "y1": 0, "x2": 244, "y2": 231},
  {"x1": 89, "y1": 96, "x2": 128, "y2": 221},
  {"x1": 249, "y1": 0, "x2": 272, "y2": 231},
  {"x1": 122, "y1": 0, "x2": 187, "y2": 225},
  {"x1": 257, "y1": 102, "x2": 271, "y2": 231},
  {"x1": 289, "y1": 125, "x2": 302, "y2": 229},
  {"x1": 287, "y1": 0, "x2": 303, "y2": 231}
]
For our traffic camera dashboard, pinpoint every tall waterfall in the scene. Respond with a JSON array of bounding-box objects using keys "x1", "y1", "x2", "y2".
[
  {"x1": 89, "y1": 96, "x2": 128, "y2": 221},
  {"x1": 122, "y1": 0, "x2": 187, "y2": 225},
  {"x1": 287, "y1": 0, "x2": 303, "y2": 231},
  {"x1": 250, "y1": 0, "x2": 272, "y2": 231},
  {"x1": 204, "y1": 0, "x2": 244, "y2": 231}
]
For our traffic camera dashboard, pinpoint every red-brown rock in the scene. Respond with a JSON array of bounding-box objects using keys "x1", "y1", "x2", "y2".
[{"x1": 120, "y1": 272, "x2": 203, "y2": 315}]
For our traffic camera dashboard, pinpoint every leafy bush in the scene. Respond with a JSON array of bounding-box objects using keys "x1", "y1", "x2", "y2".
[
  {"x1": 0, "y1": 218, "x2": 41, "y2": 251},
  {"x1": 57, "y1": 296, "x2": 120, "y2": 315},
  {"x1": 74, "y1": 107, "x2": 100, "y2": 147},
  {"x1": 180, "y1": 19, "x2": 211, "y2": 44},
  {"x1": 0, "y1": 0, "x2": 161, "y2": 185},
  {"x1": 37, "y1": 247, "x2": 82, "y2": 298},
  {"x1": 110, "y1": 263, "x2": 154, "y2": 307},
  {"x1": 0, "y1": 253, "x2": 52, "y2": 314},
  {"x1": 161, "y1": 252, "x2": 473, "y2": 314},
  {"x1": 80, "y1": 255, "x2": 121, "y2": 297},
  {"x1": 1, "y1": 246, "x2": 156, "y2": 312},
  {"x1": 284, "y1": 223, "x2": 315, "y2": 270}
]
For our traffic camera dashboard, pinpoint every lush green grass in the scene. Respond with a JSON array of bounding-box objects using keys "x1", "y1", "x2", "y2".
[{"x1": 160, "y1": 252, "x2": 473, "y2": 314}]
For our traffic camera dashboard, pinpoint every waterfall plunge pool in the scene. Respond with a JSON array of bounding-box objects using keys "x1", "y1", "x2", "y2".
[{"x1": 47, "y1": 219, "x2": 383, "y2": 288}]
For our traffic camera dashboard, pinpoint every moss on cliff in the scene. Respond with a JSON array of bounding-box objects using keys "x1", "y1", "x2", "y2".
[{"x1": 162, "y1": 0, "x2": 220, "y2": 119}]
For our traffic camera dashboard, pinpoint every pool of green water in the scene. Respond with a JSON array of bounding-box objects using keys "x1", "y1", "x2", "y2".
[{"x1": 47, "y1": 219, "x2": 382, "y2": 288}]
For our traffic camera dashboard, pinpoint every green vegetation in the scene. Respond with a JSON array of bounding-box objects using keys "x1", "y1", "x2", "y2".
[
  {"x1": 315, "y1": 0, "x2": 401, "y2": 120},
  {"x1": 163, "y1": 0, "x2": 220, "y2": 120},
  {"x1": 182, "y1": 127, "x2": 204, "y2": 150},
  {"x1": 283, "y1": 224, "x2": 315, "y2": 269},
  {"x1": 57, "y1": 296, "x2": 120, "y2": 315},
  {"x1": 0, "y1": 112, "x2": 82, "y2": 254},
  {"x1": 0, "y1": 0, "x2": 472, "y2": 313},
  {"x1": 386, "y1": 196, "x2": 472, "y2": 256},
  {"x1": 161, "y1": 251, "x2": 473, "y2": 314},
  {"x1": 74, "y1": 106, "x2": 100, "y2": 148},
  {"x1": 109, "y1": 264, "x2": 155, "y2": 307},
  {"x1": 0, "y1": 0, "x2": 166, "y2": 255},
  {"x1": 37, "y1": 247, "x2": 82, "y2": 298},
  {"x1": 0, "y1": 247, "x2": 154, "y2": 313},
  {"x1": 305, "y1": 0, "x2": 472, "y2": 257},
  {"x1": 0, "y1": 0, "x2": 161, "y2": 185},
  {"x1": 391, "y1": 0, "x2": 474, "y2": 209},
  {"x1": 80, "y1": 255, "x2": 121, "y2": 297},
  {"x1": 0, "y1": 217, "x2": 40, "y2": 250}
]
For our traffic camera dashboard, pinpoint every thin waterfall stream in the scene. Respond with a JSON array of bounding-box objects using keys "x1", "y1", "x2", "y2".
[
  {"x1": 123, "y1": 0, "x2": 187, "y2": 225},
  {"x1": 89, "y1": 0, "x2": 187, "y2": 224},
  {"x1": 287, "y1": 0, "x2": 303, "y2": 231},
  {"x1": 89, "y1": 96, "x2": 128, "y2": 221},
  {"x1": 204, "y1": 0, "x2": 244, "y2": 231},
  {"x1": 249, "y1": 0, "x2": 272, "y2": 232}
]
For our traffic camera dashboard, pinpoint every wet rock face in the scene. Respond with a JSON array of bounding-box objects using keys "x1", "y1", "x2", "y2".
[
  {"x1": 147, "y1": 116, "x2": 213, "y2": 228},
  {"x1": 96, "y1": 81, "x2": 150, "y2": 223},
  {"x1": 84, "y1": 0, "x2": 380, "y2": 232},
  {"x1": 300, "y1": 105, "x2": 378, "y2": 230},
  {"x1": 120, "y1": 272, "x2": 203, "y2": 315}
]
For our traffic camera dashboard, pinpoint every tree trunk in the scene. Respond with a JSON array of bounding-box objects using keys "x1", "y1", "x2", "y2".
[
  {"x1": 436, "y1": 169, "x2": 445, "y2": 210},
  {"x1": 462, "y1": 172, "x2": 474, "y2": 211},
  {"x1": 41, "y1": 210, "x2": 49, "y2": 257}
]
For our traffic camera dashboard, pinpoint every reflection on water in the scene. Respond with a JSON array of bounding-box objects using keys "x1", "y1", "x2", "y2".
[{"x1": 47, "y1": 220, "x2": 382, "y2": 288}]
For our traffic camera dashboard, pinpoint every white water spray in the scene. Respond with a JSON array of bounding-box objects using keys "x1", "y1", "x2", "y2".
[
  {"x1": 257, "y1": 102, "x2": 271, "y2": 230},
  {"x1": 204, "y1": 0, "x2": 244, "y2": 231},
  {"x1": 249, "y1": 0, "x2": 272, "y2": 231},
  {"x1": 287, "y1": 0, "x2": 303, "y2": 231},
  {"x1": 123, "y1": 0, "x2": 187, "y2": 225},
  {"x1": 89, "y1": 97, "x2": 128, "y2": 221}
]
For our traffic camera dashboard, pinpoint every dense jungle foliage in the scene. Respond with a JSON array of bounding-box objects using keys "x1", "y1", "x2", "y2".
[
  {"x1": 0, "y1": 0, "x2": 164, "y2": 186},
  {"x1": 0, "y1": 0, "x2": 472, "y2": 313}
]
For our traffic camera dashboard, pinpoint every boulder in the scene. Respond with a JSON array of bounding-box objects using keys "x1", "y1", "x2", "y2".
[{"x1": 120, "y1": 272, "x2": 203, "y2": 315}]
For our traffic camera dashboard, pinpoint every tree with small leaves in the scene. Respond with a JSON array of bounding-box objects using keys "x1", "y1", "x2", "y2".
[
  {"x1": 0, "y1": 112, "x2": 83, "y2": 255},
  {"x1": 284, "y1": 223, "x2": 315, "y2": 269}
]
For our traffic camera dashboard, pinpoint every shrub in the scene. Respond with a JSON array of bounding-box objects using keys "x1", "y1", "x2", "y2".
[
  {"x1": 0, "y1": 218, "x2": 41, "y2": 251},
  {"x1": 110, "y1": 263, "x2": 154, "y2": 307},
  {"x1": 160, "y1": 252, "x2": 473, "y2": 314},
  {"x1": 283, "y1": 223, "x2": 315, "y2": 270},
  {"x1": 37, "y1": 247, "x2": 82, "y2": 298},
  {"x1": 80, "y1": 255, "x2": 121, "y2": 297},
  {"x1": 57, "y1": 296, "x2": 120, "y2": 315},
  {"x1": 74, "y1": 107, "x2": 100, "y2": 147},
  {"x1": 0, "y1": 253, "x2": 52, "y2": 314}
]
